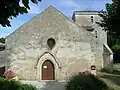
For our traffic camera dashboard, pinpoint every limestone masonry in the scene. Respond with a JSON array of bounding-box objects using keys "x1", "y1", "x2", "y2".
[{"x1": 0, "y1": 6, "x2": 113, "y2": 80}]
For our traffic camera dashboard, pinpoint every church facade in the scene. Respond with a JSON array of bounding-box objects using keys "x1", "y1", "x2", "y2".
[{"x1": 2, "y1": 6, "x2": 113, "y2": 80}]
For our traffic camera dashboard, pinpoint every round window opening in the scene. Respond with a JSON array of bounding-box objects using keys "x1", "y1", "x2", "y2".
[{"x1": 47, "y1": 38, "x2": 55, "y2": 49}]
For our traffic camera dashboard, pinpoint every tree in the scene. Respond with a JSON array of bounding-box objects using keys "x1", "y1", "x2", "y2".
[
  {"x1": 97, "y1": 0, "x2": 120, "y2": 38},
  {"x1": 97, "y1": 0, "x2": 120, "y2": 62},
  {"x1": 0, "y1": 0, "x2": 41, "y2": 27}
]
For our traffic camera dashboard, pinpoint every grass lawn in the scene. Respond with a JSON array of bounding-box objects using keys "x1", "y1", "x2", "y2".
[{"x1": 98, "y1": 64, "x2": 120, "y2": 90}]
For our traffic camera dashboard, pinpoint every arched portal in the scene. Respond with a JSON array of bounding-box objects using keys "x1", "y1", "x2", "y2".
[
  {"x1": 42, "y1": 60, "x2": 55, "y2": 80},
  {"x1": 36, "y1": 52, "x2": 59, "y2": 80}
]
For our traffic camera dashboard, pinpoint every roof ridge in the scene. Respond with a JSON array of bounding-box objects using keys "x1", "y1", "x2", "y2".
[{"x1": 6, "y1": 5, "x2": 85, "y2": 39}]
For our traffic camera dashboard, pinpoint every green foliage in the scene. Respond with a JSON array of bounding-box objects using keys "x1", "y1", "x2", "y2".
[
  {"x1": 97, "y1": 0, "x2": 120, "y2": 57},
  {"x1": 111, "y1": 44, "x2": 120, "y2": 53},
  {"x1": 20, "y1": 84, "x2": 37, "y2": 90},
  {"x1": 0, "y1": 77, "x2": 37, "y2": 90},
  {"x1": 65, "y1": 72, "x2": 111, "y2": 90},
  {"x1": 0, "y1": 37, "x2": 5, "y2": 43},
  {"x1": 97, "y1": 0, "x2": 120, "y2": 37},
  {"x1": 0, "y1": 0, "x2": 41, "y2": 27}
]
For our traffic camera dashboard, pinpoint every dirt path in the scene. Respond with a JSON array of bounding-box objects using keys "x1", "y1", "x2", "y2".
[{"x1": 98, "y1": 64, "x2": 120, "y2": 90}]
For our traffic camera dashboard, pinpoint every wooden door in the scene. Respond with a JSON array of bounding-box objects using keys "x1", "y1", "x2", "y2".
[{"x1": 42, "y1": 60, "x2": 54, "y2": 80}]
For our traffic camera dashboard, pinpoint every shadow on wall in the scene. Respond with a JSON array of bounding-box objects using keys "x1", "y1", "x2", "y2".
[
  {"x1": 0, "y1": 66, "x2": 5, "y2": 77},
  {"x1": 102, "y1": 60, "x2": 113, "y2": 73}
]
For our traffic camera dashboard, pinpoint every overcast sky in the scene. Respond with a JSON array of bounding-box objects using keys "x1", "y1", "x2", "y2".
[{"x1": 0, "y1": 0, "x2": 112, "y2": 37}]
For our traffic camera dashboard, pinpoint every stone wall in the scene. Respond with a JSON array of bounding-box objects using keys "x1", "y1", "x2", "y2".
[
  {"x1": 6, "y1": 38, "x2": 94, "y2": 80},
  {"x1": 72, "y1": 11, "x2": 108, "y2": 70},
  {"x1": 5, "y1": 6, "x2": 97, "y2": 80}
]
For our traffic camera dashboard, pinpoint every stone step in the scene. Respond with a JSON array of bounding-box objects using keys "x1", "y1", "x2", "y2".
[{"x1": 20, "y1": 80, "x2": 66, "y2": 90}]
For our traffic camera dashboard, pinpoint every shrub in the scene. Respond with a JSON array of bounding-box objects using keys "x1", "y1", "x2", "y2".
[
  {"x1": 3, "y1": 70, "x2": 16, "y2": 79},
  {"x1": 20, "y1": 84, "x2": 37, "y2": 90},
  {"x1": 0, "y1": 77, "x2": 37, "y2": 90},
  {"x1": 65, "y1": 71, "x2": 112, "y2": 90}
]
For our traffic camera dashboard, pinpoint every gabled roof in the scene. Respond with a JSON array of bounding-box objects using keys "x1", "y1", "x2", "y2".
[
  {"x1": 103, "y1": 43, "x2": 113, "y2": 55},
  {"x1": 6, "y1": 5, "x2": 83, "y2": 39}
]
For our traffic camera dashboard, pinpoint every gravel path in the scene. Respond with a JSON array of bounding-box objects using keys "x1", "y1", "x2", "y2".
[{"x1": 21, "y1": 80, "x2": 66, "y2": 90}]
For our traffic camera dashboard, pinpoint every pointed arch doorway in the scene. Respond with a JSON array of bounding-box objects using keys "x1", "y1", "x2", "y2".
[{"x1": 42, "y1": 60, "x2": 55, "y2": 80}]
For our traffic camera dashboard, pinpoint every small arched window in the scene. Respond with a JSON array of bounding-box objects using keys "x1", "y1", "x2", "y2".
[{"x1": 47, "y1": 38, "x2": 55, "y2": 50}]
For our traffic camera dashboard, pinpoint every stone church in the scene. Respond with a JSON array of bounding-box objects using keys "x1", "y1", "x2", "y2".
[{"x1": 0, "y1": 6, "x2": 113, "y2": 80}]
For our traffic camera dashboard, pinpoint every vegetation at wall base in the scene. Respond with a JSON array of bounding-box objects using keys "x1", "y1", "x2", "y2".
[
  {"x1": 0, "y1": 77, "x2": 37, "y2": 90},
  {"x1": 65, "y1": 71, "x2": 112, "y2": 90}
]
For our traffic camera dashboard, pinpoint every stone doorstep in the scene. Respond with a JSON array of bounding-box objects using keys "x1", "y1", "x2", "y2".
[
  {"x1": 20, "y1": 80, "x2": 66, "y2": 90},
  {"x1": 20, "y1": 80, "x2": 66, "y2": 82}
]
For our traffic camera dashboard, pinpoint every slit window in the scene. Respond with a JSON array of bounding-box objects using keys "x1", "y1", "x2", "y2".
[
  {"x1": 95, "y1": 31, "x2": 98, "y2": 38},
  {"x1": 91, "y1": 16, "x2": 94, "y2": 23}
]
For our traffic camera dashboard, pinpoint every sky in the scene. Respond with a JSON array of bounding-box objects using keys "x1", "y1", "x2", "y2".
[{"x1": 0, "y1": 0, "x2": 112, "y2": 37}]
